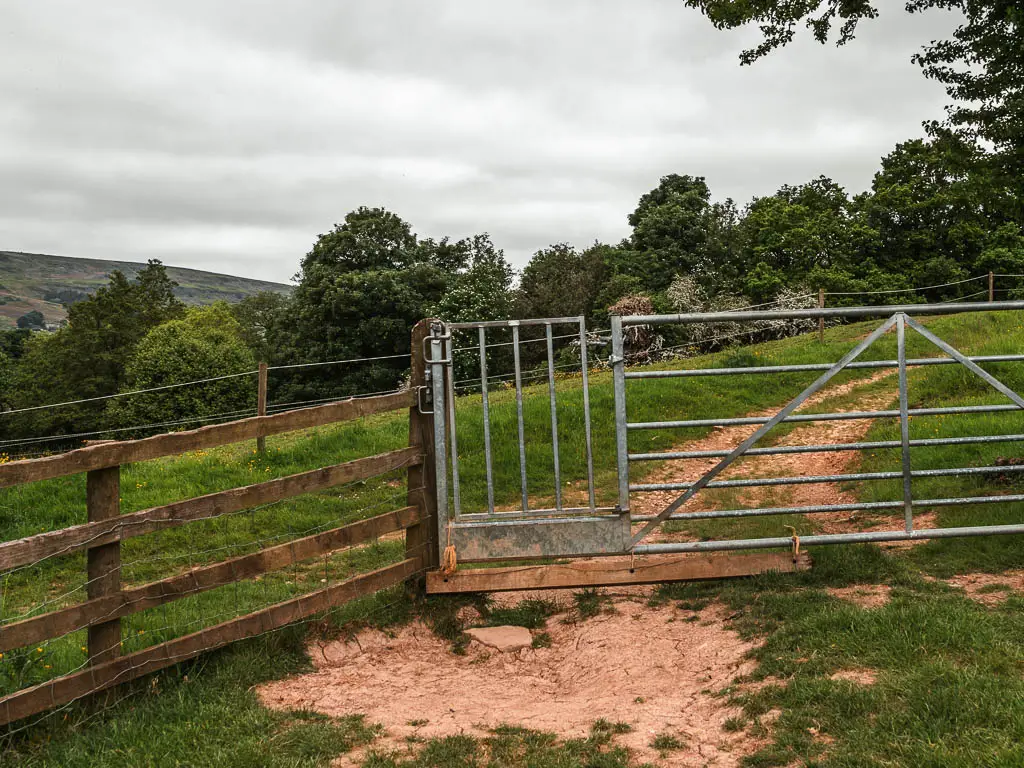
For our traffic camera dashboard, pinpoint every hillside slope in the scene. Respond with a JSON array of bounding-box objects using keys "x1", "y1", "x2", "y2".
[{"x1": 0, "y1": 251, "x2": 291, "y2": 328}]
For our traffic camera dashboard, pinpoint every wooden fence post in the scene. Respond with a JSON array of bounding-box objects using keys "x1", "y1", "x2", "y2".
[
  {"x1": 818, "y1": 287, "x2": 825, "y2": 343},
  {"x1": 86, "y1": 466, "x2": 121, "y2": 664},
  {"x1": 406, "y1": 319, "x2": 440, "y2": 583},
  {"x1": 989, "y1": 271, "x2": 995, "y2": 302},
  {"x1": 256, "y1": 362, "x2": 268, "y2": 453}
]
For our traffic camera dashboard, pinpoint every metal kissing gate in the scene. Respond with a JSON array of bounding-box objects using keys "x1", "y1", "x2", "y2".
[{"x1": 426, "y1": 301, "x2": 1024, "y2": 566}]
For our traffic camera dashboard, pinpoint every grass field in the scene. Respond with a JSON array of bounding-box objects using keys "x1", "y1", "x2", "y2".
[{"x1": 4, "y1": 309, "x2": 1024, "y2": 766}]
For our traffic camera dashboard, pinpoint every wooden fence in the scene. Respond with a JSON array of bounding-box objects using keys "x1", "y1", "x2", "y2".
[{"x1": 0, "y1": 320, "x2": 441, "y2": 728}]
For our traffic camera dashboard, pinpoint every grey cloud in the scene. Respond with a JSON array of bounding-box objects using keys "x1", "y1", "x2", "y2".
[{"x1": 0, "y1": 1, "x2": 960, "y2": 280}]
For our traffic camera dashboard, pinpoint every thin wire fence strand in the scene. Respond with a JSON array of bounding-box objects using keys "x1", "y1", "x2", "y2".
[
  {"x1": 824, "y1": 274, "x2": 988, "y2": 296},
  {"x1": 0, "y1": 371, "x2": 259, "y2": 418}
]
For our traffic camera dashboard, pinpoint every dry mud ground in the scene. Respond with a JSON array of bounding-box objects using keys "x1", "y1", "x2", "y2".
[
  {"x1": 259, "y1": 373, "x2": 952, "y2": 765},
  {"x1": 260, "y1": 593, "x2": 761, "y2": 766}
]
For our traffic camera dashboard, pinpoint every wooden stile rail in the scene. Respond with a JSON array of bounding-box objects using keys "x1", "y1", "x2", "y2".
[
  {"x1": 0, "y1": 389, "x2": 412, "y2": 490},
  {"x1": 0, "y1": 373, "x2": 429, "y2": 728},
  {"x1": 0, "y1": 447, "x2": 422, "y2": 572}
]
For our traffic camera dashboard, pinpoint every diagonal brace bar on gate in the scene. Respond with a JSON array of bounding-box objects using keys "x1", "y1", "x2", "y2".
[
  {"x1": 629, "y1": 313, "x2": 900, "y2": 548},
  {"x1": 904, "y1": 316, "x2": 1024, "y2": 410}
]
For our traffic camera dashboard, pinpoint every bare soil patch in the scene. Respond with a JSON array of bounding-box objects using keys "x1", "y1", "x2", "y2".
[
  {"x1": 826, "y1": 584, "x2": 891, "y2": 609},
  {"x1": 830, "y1": 668, "x2": 878, "y2": 685},
  {"x1": 258, "y1": 593, "x2": 768, "y2": 766},
  {"x1": 945, "y1": 570, "x2": 1024, "y2": 605}
]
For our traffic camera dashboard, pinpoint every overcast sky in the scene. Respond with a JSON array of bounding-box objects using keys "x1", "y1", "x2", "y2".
[{"x1": 1, "y1": 2, "x2": 958, "y2": 283}]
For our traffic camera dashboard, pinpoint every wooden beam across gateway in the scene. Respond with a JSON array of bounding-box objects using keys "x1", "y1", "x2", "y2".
[{"x1": 425, "y1": 551, "x2": 811, "y2": 593}]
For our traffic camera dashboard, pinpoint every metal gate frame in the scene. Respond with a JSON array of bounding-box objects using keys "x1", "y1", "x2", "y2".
[
  {"x1": 616, "y1": 301, "x2": 1024, "y2": 555},
  {"x1": 425, "y1": 318, "x2": 631, "y2": 563},
  {"x1": 428, "y1": 301, "x2": 1024, "y2": 564}
]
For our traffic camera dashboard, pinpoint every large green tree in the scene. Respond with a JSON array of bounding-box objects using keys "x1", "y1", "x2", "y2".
[
  {"x1": 6, "y1": 261, "x2": 184, "y2": 440},
  {"x1": 272, "y1": 208, "x2": 509, "y2": 403},
  {"x1": 737, "y1": 176, "x2": 877, "y2": 301},
  {"x1": 620, "y1": 174, "x2": 728, "y2": 292},
  {"x1": 516, "y1": 243, "x2": 608, "y2": 321},
  {"x1": 109, "y1": 304, "x2": 256, "y2": 433}
]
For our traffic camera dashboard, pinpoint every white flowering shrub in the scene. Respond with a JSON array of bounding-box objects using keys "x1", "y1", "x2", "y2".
[{"x1": 663, "y1": 277, "x2": 817, "y2": 358}]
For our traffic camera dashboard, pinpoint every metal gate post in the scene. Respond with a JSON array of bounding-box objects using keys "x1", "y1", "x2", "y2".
[
  {"x1": 896, "y1": 314, "x2": 914, "y2": 532},
  {"x1": 610, "y1": 315, "x2": 630, "y2": 515},
  {"x1": 428, "y1": 322, "x2": 450, "y2": 565}
]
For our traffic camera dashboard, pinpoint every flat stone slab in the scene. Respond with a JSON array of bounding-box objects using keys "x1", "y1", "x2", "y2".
[{"x1": 465, "y1": 625, "x2": 533, "y2": 652}]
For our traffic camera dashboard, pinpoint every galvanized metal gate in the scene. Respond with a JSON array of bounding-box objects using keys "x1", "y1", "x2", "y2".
[{"x1": 428, "y1": 302, "x2": 1024, "y2": 565}]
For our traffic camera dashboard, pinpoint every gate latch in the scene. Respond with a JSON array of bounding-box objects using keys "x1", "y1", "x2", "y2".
[{"x1": 416, "y1": 381, "x2": 434, "y2": 415}]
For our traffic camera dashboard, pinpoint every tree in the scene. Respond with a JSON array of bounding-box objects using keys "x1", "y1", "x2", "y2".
[
  {"x1": 736, "y1": 176, "x2": 878, "y2": 301},
  {"x1": 16, "y1": 311, "x2": 44, "y2": 330},
  {"x1": 301, "y1": 206, "x2": 419, "y2": 273},
  {"x1": 272, "y1": 208, "x2": 450, "y2": 403},
  {"x1": 108, "y1": 304, "x2": 256, "y2": 432},
  {"x1": 861, "y1": 135, "x2": 1008, "y2": 297},
  {"x1": 5, "y1": 261, "x2": 184, "y2": 440},
  {"x1": 684, "y1": 1, "x2": 1024, "y2": 212},
  {"x1": 231, "y1": 291, "x2": 288, "y2": 362},
  {"x1": 516, "y1": 243, "x2": 608, "y2": 321},
  {"x1": 432, "y1": 234, "x2": 516, "y2": 382},
  {"x1": 623, "y1": 174, "x2": 719, "y2": 292},
  {"x1": 432, "y1": 234, "x2": 515, "y2": 324},
  {"x1": 0, "y1": 349, "x2": 12, "y2": 413}
]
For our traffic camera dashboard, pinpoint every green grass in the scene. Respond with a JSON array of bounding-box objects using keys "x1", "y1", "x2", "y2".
[
  {"x1": 362, "y1": 722, "x2": 639, "y2": 768},
  {"x1": 6, "y1": 309, "x2": 1024, "y2": 765}
]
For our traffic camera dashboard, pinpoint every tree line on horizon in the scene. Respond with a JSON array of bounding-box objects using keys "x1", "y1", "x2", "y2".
[{"x1": 0, "y1": 0, "x2": 1020, "y2": 452}]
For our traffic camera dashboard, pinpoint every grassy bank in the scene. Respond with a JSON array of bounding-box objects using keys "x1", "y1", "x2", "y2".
[{"x1": 4, "y1": 309, "x2": 1024, "y2": 765}]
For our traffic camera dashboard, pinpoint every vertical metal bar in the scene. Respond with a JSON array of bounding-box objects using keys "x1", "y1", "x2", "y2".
[
  {"x1": 897, "y1": 314, "x2": 914, "y2": 533},
  {"x1": 818, "y1": 288, "x2": 825, "y2": 343},
  {"x1": 578, "y1": 316, "x2": 596, "y2": 512},
  {"x1": 610, "y1": 315, "x2": 630, "y2": 515},
  {"x1": 478, "y1": 326, "x2": 495, "y2": 515},
  {"x1": 545, "y1": 323, "x2": 562, "y2": 512},
  {"x1": 428, "y1": 326, "x2": 449, "y2": 562},
  {"x1": 511, "y1": 321, "x2": 529, "y2": 512},
  {"x1": 445, "y1": 335, "x2": 461, "y2": 519}
]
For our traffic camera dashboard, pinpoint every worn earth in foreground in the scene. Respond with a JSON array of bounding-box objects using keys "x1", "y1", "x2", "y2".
[{"x1": 258, "y1": 591, "x2": 764, "y2": 766}]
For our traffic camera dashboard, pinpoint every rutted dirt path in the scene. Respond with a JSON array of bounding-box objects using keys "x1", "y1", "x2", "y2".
[{"x1": 633, "y1": 370, "x2": 934, "y2": 542}]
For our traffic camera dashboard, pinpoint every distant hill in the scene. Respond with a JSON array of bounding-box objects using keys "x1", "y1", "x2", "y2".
[{"x1": 0, "y1": 251, "x2": 291, "y2": 329}]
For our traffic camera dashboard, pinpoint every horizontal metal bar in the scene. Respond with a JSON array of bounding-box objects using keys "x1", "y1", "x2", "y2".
[
  {"x1": 625, "y1": 354, "x2": 1024, "y2": 379},
  {"x1": 621, "y1": 301, "x2": 1024, "y2": 326},
  {"x1": 630, "y1": 463, "x2": 1024, "y2": 492},
  {"x1": 633, "y1": 522, "x2": 1024, "y2": 555},
  {"x1": 448, "y1": 317, "x2": 584, "y2": 330},
  {"x1": 457, "y1": 506, "x2": 620, "y2": 522},
  {"x1": 628, "y1": 432, "x2": 1024, "y2": 461},
  {"x1": 628, "y1": 403, "x2": 1024, "y2": 430},
  {"x1": 629, "y1": 493, "x2": 1024, "y2": 522}
]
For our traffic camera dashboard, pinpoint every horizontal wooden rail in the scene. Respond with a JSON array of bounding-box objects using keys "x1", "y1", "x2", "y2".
[
  {"x1": 0, "y1": 558, "x2": 419, "y2": 727},
  {"x1": 0, "y1": 390, "x2": 413, "y2": 489},
  {"x1": 427, "y1": 551, "x2": 812, "y2": 593},
  {"x1": 0, "y1": 506, "x2": 421, "y2": 652},
  {"x1": 0, "y1": 447, "x2": 421, "y2": 572}
]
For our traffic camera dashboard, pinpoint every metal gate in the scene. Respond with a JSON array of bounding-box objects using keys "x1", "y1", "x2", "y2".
[
  {"x1": 428, "y1": 301, "x2": 1024, "y2": 564},
  {"x1": 425, "y1": 317, "x2": 631, "y2": 562}
]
